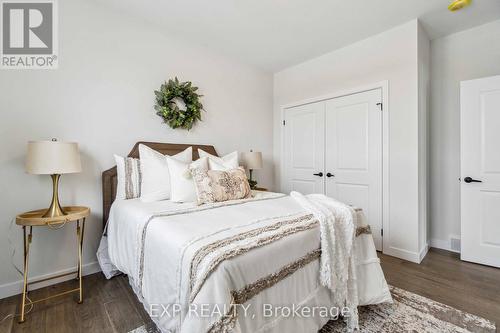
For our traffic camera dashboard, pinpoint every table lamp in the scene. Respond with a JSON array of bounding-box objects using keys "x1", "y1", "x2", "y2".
[
  {"x1": 25, "y1": 139, "x2": 82, "y2": 218},
  {"x1": 243, "y1": 150, "x2": 262, "y2": 189}
]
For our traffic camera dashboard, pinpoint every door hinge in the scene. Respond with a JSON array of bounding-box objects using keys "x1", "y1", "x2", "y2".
[
  {"x1": 283, "y1": 120, "x2": 286, "y2": 126},
  {"x1": 376, "y1": 102, "x2": 383, "y2": 111},
  {"x1": 381, "y1": 228, "x2": 383, "y2": 236}
]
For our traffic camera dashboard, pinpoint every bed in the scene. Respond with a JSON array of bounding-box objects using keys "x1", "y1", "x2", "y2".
[{"x1": 98, "y1": 142, "x2": 391, "y2": 333}]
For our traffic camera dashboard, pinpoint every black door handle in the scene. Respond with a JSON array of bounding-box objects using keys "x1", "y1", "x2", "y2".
[
  {"x1": 464, "y1": 177, "x2": 482, "y2": 183},
  {"x1": 313, "y1": 172, "x2": 323, "y2": 177},
  {"x1": 326, "y1": 172, "x2": 334, "y2": 178}
]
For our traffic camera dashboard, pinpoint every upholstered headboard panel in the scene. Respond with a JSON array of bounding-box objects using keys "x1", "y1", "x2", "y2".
[{"x1": 102, "y1": 141, "x2": 218, "y2": 228}]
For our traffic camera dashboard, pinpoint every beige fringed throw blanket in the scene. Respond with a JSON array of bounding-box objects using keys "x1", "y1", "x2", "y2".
[{"x1": 290, "y1": 192, "x2": 359, "y2": 331}]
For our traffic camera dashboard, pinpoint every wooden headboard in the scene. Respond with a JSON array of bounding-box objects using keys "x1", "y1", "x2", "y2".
[{"x1": 102, "y1": 141, "x2": 218, "y2": 228}]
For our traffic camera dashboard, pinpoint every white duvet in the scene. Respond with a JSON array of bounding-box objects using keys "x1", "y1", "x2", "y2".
[{"x1": 97, "y1": 191, "x2": 391, "y2": 333}]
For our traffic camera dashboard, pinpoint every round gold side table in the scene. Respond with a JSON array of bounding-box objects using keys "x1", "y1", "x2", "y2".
[{"x1": 15, "y1": 206, "x2": 90, "y2": 323}]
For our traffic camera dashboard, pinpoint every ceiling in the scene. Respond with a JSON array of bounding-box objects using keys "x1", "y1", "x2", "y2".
[{"x1": 100, "y1": 0, "x2": 500, "y2": 72}]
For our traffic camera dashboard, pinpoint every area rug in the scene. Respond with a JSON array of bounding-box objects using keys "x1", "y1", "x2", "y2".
[
  {"x1": 319, "y1": 286, "x2": 496, "y2": 333},
  {"x1": 129, "y1": 286, "x2": 496, "y2": 333}
]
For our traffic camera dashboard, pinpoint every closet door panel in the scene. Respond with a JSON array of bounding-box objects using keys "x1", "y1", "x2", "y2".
[
  {"x1": 325, "y1": 89, "x2": 383, "y2": 250},
  {"x1": 336, "y1": 104, "x2": 368, "y2": 170},
  {"x1": 283, "y1": 102, "x2": 325, "y2": 194},
  {"x1": 336, "y1": 184, "x2": 369, "y2": 216}
]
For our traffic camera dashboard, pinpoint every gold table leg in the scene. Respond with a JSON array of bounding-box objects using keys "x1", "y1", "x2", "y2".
[
  {"x1": 76, "y1": 218, "x2": 85, "y2": 304},
  {"x1": 19, "y1": 226, "x2": 32, "y2": 323},
  {"x1": 18, "y1": 218, "x2": 87, "y2": 323}
]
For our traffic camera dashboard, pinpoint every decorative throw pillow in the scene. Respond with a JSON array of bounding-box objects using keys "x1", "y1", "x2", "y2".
[
  {"x1": 114, "y1": 155, "x2": 141, "y2": 200},
  {"x1": 167, "y1": 156, "x2": 209, "y2": 203},
  {"x1": 139, "y1": 145, "x2": 192, "y2": 202},
  {"x1": 198, "y1": 149, "x2": 239, "y2": 170},
  {"x1": 190, "y1": 167, "x2": 252, "y2": 205}
]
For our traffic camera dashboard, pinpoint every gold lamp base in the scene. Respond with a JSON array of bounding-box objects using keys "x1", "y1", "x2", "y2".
[{"x1": 42, "y1": 174, "x2": 67, "y2": 218}]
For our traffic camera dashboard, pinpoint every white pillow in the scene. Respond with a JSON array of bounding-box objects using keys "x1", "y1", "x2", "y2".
[
  {"x1": 114, "y1": 155, "x2": 141, "y2": 200},
  {"x1": 198, "y1": 149, "x2": 239, "y2": 170},
  {"x1": 207, "y1": 159, "x2": 231, "y2": 171},
  {"x1": 139, "y1": 145, "x2": 192, "y2": 202},
  {"x1": 167, "y1": 156, "x2": 209, "y2": 202}
]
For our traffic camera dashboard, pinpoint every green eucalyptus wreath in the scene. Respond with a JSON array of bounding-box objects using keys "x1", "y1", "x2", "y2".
[{"x1": 154, "y1": 77, "x2": 204, "y2": 130}]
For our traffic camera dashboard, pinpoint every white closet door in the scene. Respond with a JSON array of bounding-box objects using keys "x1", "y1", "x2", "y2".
[
  {"x1": 283, "y1": 101, "x2": 325, "y2": 194},
  {"x1": 325, "y1": 89, "x2": 383, "y2": 250},
  {"x1": 461, "y1": 76, "x2": 500, "y2": 268}
]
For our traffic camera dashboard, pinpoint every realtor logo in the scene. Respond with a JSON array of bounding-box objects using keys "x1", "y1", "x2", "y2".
[{"x1": 1, "y1": 0, "x2": 58, "y2": 69}]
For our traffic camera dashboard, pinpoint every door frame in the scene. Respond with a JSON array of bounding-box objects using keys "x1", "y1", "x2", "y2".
[{"x1": 280, "y1": 80, "x2": 389, "y2": 253}]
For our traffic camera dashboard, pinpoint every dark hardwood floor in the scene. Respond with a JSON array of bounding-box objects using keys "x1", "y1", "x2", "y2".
[
  {"x1": 380, "y1": 248, "x2": 500, "y2": 327},
  {"x1": 1, "y1": 248, "x2": 499, "y2": 332}
]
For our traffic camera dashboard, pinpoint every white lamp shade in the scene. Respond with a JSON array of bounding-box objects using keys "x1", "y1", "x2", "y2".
[
  {"x1": 26, "y1": 141, "x2": 82, "y2": 175},
  {"x1": 243, "y1": 151, "x2": 263, "y2": 170}
]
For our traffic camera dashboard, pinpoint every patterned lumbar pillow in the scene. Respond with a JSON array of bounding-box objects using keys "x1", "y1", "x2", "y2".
[
  {"x1": 114, "y1": 155, "x2": 141, "y2": 200},
  {"x1": 190, "y1": 167, "x2": 252, "y2": 205}
]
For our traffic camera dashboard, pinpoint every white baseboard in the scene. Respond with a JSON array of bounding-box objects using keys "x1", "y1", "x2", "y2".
[
  {"x1": 430, "y1": 238, "x2": 460, "y2": 253},
  {"x1": 0, "y1": 261, "x2": 101, "y2": 300},
  {"x1": 419, "y1": 244, "x2": 429, "y2": 262},
  {"x1": 383, "y1": 246, "x2": 422, "y2": 263},
  {"x1": 384, "y1": 245, "x2": 429, "y2": 263}
]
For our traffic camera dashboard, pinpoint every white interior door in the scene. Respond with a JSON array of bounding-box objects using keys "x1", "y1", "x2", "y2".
[
  {"x1": 325, "y1": 89, "x2": 383, "y2": 250},
  {"x1": 283, "y1": 101, "x2": 325, "y2": 194},
  {"x1": 461, "y1": 75, "x2": 500, "y2": 268}
]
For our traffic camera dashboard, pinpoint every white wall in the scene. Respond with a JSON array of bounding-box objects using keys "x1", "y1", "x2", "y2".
[
  {"x1": 429, "y1": 19, "x2": 500, "y2": 251},
  {"x1": 0, "y1": 0, "x2": 273, "y2": 298},
  {"x1": 274, "y1": 20, "x2": 428, "y2": 262}
]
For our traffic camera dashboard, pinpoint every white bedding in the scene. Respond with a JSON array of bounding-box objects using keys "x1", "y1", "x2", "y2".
[{"x1": 97, "y1": 191, "x2": 391, "y2": 333}]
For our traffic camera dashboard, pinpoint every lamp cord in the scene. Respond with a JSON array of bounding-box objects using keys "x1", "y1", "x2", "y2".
[{"x1": 0, "y1": 218, "x2": 34, "y2": 323}]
